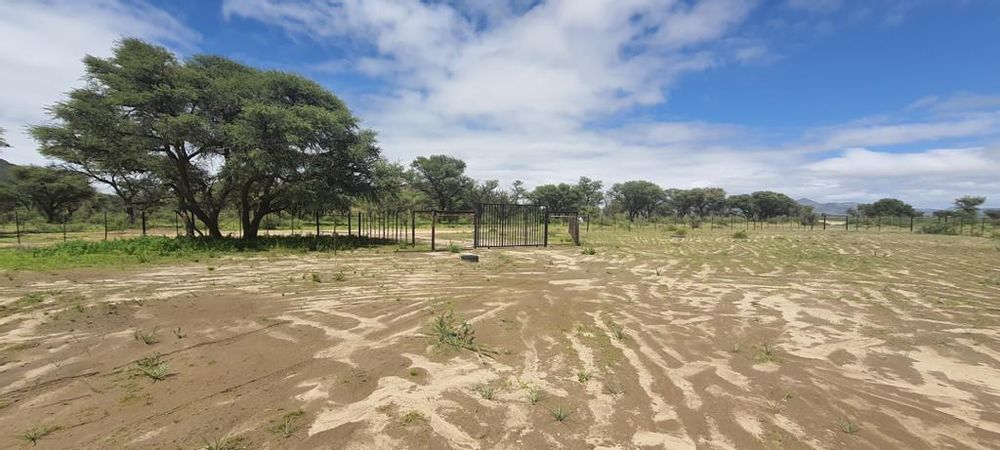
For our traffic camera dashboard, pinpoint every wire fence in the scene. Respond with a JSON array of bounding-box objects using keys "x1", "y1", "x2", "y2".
[
  {"x1": 1, "y1": 209, "x2": 997, "y2": 249},
  {"x1": 589, "y1": 213, "x2": 999, "y2": 237}
]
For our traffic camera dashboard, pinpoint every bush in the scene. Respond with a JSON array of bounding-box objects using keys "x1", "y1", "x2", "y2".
[
  {"x1": 581, "y1": 247, "x2": 596, "y2": 255},
  {"x1": 920, "y1": 222, "x2": 957, "y2": 235},
  {"x1": 732, "y1": 230, "x2": 748, "y2": 239}
]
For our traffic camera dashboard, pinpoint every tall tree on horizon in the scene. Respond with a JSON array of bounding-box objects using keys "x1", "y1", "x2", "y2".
[
  {"x1": 410, "y1": 155, "x2": 473, "y2": 211},
  {"x1": 33, "y1": 38, "x2": 381, "y2": 239}
]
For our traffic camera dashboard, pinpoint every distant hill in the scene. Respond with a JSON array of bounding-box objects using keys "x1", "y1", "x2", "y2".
[
  {"x1": 796, "y1": 198, "x2": 858, "y2": 215},
  {"x1": 0, "y1": 158, "x2": 14, "y2": 183}
]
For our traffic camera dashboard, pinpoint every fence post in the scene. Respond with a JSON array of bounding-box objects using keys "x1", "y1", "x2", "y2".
[
  {"x1": 14, "y1": 211, "x2": 21, "y2": 245},
  {"x1": 411, "y1": 210, "x2": 416, "y2": 247},
  {"x1": 357, "y1": 212, "x2": 362, "y2": 237},
  {"x1": 431, "y1": 211, "x2": 437, "y2": 251},
  {"x1": 315, "y1": 210, "x2": 320, "y2": 236},
  {"x1": 543, "y1": 211, "x2": 550, "y2": 247},
  {"x1": 845, "y1": 215, "x2": 849, "y2": 231},
  {"x1": 473, "y1": 204, "x2": 480, "y2": 248},
  {"x1": 910, "y1": 216, "x2": 914, "y2": 232},
  {"x1": 347, "y1": 211, "x2": 352, "y2": 237}
]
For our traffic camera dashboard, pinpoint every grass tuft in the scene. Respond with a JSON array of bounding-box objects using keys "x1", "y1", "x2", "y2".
[
  {"x1": 754, "y1": 343, "x2": 781, "y2": 364},
  {"x1": 401, "y1": 410, "x2": 427, "y2": 425},
  {"x1": 133, "y1": 328, "x2": 159, "y2": 345},
  {"x1": 576, "y1": 369, "x2": 592, "y2": 383},
  {"x1": 838, "y1": 419, "x2": 860, "y2": 435},
  {"x1": 134, "y1": 354, "x2": 170, "y2": 381},
  {"x1": 426, "y1": 307, "x2": 496, "y2": 357},
  {"x1": 21, "y1": 425, "x2": 60, "y2": 445},
  {"x1": 549, "y1": 405, "x2": 573, "y2": 422},
  {"x1": 525, "y1": 385, "x2": 544, "y2": 405},
  {"x1": 474, "y1": 381, "x2": 501, "y2": 400},
  {"x1": 269, "y1": 410, "x2": 305, "y2": 438},
  {"x1": 202, "y1": 436, "x2": 246, "y2": 450}
]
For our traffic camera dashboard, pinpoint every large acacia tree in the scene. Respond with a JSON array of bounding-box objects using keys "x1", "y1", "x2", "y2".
[
  {"x1": 34, "y1": 39, "x2": 380, "y2": 239},
  {"x1": 607, "y1": 180, "x2": 664, "y2": 221},
  {"x1": 10, "y1": 166, "x2": 96, "y2": 223},
  {"x1": 410, "y1": 155, "x2": 473, "y2": 211}
]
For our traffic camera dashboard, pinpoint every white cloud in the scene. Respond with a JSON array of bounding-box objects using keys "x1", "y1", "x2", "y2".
[
  {"x1": 813, "y1": 115, "x2": 1000, "y2": 149},
  {"x1": 807, "y1": 147, "x2": 1000, "y2": 177},
  {"x1": 0, "y1": 0, "x2": 199, "y2": 165},
  {"x1": 223, "y1": 0, "x2": 747, "y2": 129}
]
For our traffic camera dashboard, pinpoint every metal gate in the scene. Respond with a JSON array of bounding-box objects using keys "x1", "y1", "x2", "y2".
[{"x1": 473, "y1": 204, "x2": 579, "y2": 248}]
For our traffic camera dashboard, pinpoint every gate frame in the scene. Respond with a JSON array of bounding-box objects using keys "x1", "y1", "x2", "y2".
[{"x1": 473, "y1": 203, "x2": 580, "y2": 249}]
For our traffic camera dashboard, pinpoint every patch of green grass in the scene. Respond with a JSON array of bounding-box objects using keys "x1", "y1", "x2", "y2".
[
  {"x1": 549, "y1": 405, "x2": 573, "y2": 422},
  {"x1": 21, "y1": 425, "x2": 60, "y2": 445},
  {"x1": 525, "y1": 385, "x2": 544, "y2": 405},
  {"x1": 732, "y1": 230, "x2": 749, "y2": 239},
  {"x1": 0, "y1": 235, "x2": 399, "y2": 271},
  {"x1": 576, "y1": 369, "x2": 592, "y2": 383},
  {"x1": 401, "y1": 410, "x2": 427, "y2": 425},
  {"x1": 426, "y1": 307, "x2": 496, "y2": 357},
  {"x1": 134, "y1": 354, "x2": 170, "y2": 381},
  {"x1": 133, "y1": 328, "x2": 159, "y2": 345},
  {"x1": 838, "y1": 419, "x2": 860, "y2": 435},
  {"x1": 446, "y1": 243, "x2": 462, "y2": 253},
  {"x1": 268, "y1": 410, "x2": 305, "y2": 438},
  {"x1": 608, "y1": 322, "x2": 627, "y2": 341},
  {"x1": 754, "y1": 343, "x2": 781, "y2": 364},
  {"x1": 173, "y1": 327, "x2": 186, "y2": 339},
  {"x1": 310, "y1": 273, "x2": 322, "y2": 283},
  {"x1": 603, "y1": 382, "x2": 624, "y2": 396},
  {"x1": 202, "y1": 436, "x2": 246, "y2": 450},
  {"x1": 474, "y1": 381, "x2": 501, "y2": 400},
  {"x1": 581, "y1": 246, "x2": 597, "y2": 255}
]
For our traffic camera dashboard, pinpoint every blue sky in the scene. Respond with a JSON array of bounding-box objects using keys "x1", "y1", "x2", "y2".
[{"x1": 2, "y1": 0, "x2": 999, "y2": 208}]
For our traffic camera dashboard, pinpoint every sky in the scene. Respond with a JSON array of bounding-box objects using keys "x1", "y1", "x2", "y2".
[{"x1": 1, "y1": 0, "x2": 999, "y2": 209}]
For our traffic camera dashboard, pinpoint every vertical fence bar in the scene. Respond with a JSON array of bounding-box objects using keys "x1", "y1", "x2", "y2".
[
  {"x1": 431, "y1": 211, "x2": 437, "y2": 251},
  {"x1": 411, "y1": 211, "x2": 416, "y2": 247},
  {"x1": 14, "y1": 211, "x2": 21, "y2": 245},
  {"x1": 543, "y1": 211, "x2": 549, "y2": 247}
]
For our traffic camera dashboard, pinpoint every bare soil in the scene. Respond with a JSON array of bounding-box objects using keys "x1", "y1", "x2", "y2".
[{"x1": 1, "y1": 230, "x2": 999, "y2": 449}]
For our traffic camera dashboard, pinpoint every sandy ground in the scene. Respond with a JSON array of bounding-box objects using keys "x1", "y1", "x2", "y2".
[{"x1": 1, "y1": 230, "x2": 999, "y2": 449}]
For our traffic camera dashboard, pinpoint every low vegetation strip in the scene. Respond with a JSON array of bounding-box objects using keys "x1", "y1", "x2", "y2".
[{"x1": 0, "y1": 235, "x2": 399, "y2": 270}]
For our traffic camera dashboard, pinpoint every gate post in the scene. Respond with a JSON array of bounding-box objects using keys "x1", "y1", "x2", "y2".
[
  {"x1": 431, "y1": 211, "x2": 437, "y2": 251},
  {"x1": 543, "y1": 211, "x2": 549, "y2": 247},
  {"x1": 411, "y1": 210, "x2": 416, "y2": 247},
  {"x1": 473, "y1": 204, "x2": 480, "y2": 248}
]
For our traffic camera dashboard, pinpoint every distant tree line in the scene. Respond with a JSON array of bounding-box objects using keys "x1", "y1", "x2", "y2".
[{"x1": 0, "y1": 39, "x2": 994, "y2": 238}]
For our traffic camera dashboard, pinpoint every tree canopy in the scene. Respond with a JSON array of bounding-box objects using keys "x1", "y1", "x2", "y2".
[
  {"x1": 10, "y1": 166, "x2": 96, "y2": 223},
  {"x1": 410, "y1": 155, "x2": 473, "y2": 211},
  {"x1": 857, "y1": 198, "x2": 918, "y2": 217},
  {"x1": 33, "y1": 38, "x2": 381, "y2": 238},
  {"x1": 954, "y1": 196, "x2": 986, "y2": 219},
  {"x1": 607, "y1": 180, "x2": 663, "y2": 221}
]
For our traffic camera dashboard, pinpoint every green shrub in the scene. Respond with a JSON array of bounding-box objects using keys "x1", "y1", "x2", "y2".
[
  {"x1": 732, "y1": 230, "x2": 748, "y2": 239},
  {"x1": 920, "y1": 222, "x2": 957, "y2": 235}
]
